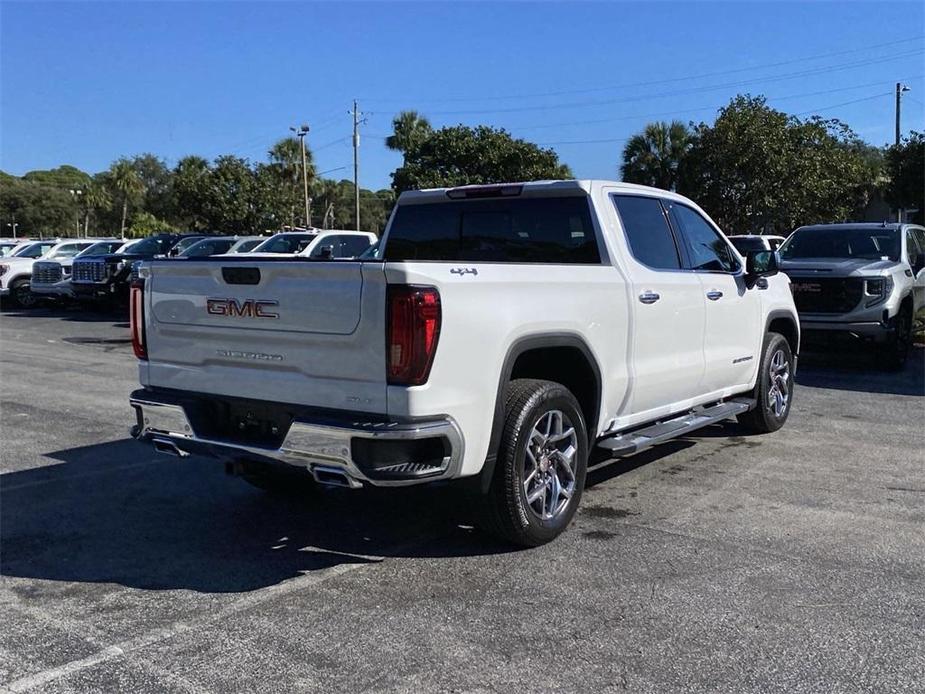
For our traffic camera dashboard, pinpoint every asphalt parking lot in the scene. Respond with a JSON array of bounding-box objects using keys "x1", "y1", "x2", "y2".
[{"x1": 1, "y1": 304, "x2": 923, "y2": 693}]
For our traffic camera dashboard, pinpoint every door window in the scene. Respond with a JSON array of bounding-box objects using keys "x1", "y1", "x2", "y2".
[
  {"x1": 670, "y1": 204, "x2": 739, "y2": 272},
  {"x1": 612, "y1": 195, "x2": 681, "y2": 270}
]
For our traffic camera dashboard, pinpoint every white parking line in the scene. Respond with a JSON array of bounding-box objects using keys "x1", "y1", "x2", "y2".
[{"x1": 0, "y1": 538, "x2": 427, "y2": 692}]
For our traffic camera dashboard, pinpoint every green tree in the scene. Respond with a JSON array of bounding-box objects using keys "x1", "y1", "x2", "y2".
[
  {"x1": 202, "y1": 155, "x2": 259, "y2": 232},
  {"x1": 678, "y1": 95, "x2": 869, "y2": 234},
  {"x1": 885, "y1": 131, "x2": 924, "y2": 223},
  {"x1": 0, "y1": 176, "x2": 74, "y2": 237},
  {"x1": 171, "y1": 156, "x2": 211, "y2": 230},
  {"x1": 392, "y1": 124, "x2": 572, "y2": 194},
  {"x1": 620, "y1": 120, "x2": 692, "y2": 191},
  {"x1": 385, "y1": 111, "x2": 433, "y2": 163},
  {"x1": 126, "y1": 211, "x2": 177, "y2": 238},
  {"x1": 107, "y1": 159, "x2": 145, "y2": 236},
  {"x1": 129, "y1": 154, "x2": 173, "y2": 222}
]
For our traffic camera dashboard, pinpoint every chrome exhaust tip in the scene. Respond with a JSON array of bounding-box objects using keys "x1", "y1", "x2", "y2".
[
  {"x1": 311, "y1": 465, "x2": 362, "y2": 489},
  {"x1": 152, "y1": 437, "x2": 190, "y2": 458}
]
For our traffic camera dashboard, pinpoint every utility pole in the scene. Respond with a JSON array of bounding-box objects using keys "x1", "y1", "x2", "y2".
[
  {"x1": 895, "y1": 83, "x2": 910, "y2": 222},
  {"x1": 290, "y1": 124, "x2": 311, "y2": 228},
  {"x1": 351, "y1": 100, "x2": 362, "y2": 231}
]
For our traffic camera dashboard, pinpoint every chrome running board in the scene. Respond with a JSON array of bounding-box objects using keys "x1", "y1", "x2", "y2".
[{"x1": 592, "y1": 398, "x2": 752, "y2": 467}]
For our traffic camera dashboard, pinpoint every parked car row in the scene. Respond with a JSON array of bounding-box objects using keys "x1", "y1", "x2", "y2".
[{"x1": 0, "y1": 229, "x2": 377, "y2": 309}]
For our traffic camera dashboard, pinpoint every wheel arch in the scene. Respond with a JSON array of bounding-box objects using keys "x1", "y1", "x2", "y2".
[
  {"x1": 766, "y1": 309, "x2": 800, "y2": 357},
  {"x1": 478, "y1": 333, "x2": 602, "y2": 493}
]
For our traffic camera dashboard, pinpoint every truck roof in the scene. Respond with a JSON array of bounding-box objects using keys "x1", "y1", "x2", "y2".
[
  {"x1": 399, "y1": 179, "x2": 690, "y2": 204},
  {"x1": 794, "y1": 222, "x2": 922, "y2": 232}
]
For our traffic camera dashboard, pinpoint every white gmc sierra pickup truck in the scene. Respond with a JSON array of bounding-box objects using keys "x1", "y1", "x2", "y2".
[{"x1": 130, "y1": 180, "x2": 799, "y2": 546}]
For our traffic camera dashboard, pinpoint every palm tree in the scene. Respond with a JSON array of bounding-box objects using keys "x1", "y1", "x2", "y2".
[
  {"x1": 386, "y1": 111, "x2": 433, "y2": 162},
  {"x1": 269, "y1": 138, "x2": 315, "y2": 227},
  {"x1": 620, "y1": 121, "x2": 692, "y2": 191},
  {"x1": 108, "y1": 159, "x2": 144, "y2": 235},
  {"x1": 83, "y1": 181, "x2": 111, "y2": 235}
]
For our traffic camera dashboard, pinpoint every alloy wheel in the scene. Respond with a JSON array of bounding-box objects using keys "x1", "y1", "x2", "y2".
[
  {"x1": 523, "y1": 409, "x2": 579, "y2": 521},
  {"x1": 767, "y1": 349, "x2": 790, "y2": 418}
]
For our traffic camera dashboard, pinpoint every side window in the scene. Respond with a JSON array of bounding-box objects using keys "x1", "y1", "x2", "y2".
[
  {"x1": 906, "y1": 229, "x2": 920, "y2": 263},
  {"x1": 670, "y1": 204, "x2": 739, "y2": 272},
  {"x1": 612, "y1": 195, "x2": 681, "y2": 270},
  {"x1": 339, "y1": 236, "x2": 373, "y2": 257}
]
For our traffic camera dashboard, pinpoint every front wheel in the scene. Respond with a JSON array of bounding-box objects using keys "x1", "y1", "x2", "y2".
[
  {"x1": 737, "y1": 332, "x2": 794, "y2": 434},
  {"x1": 879, "y1": 307, "x2": 912, "y2": 372},
  {"x1": 10, "y1": 279, "x2": 38, "y2": 309},
  {"x1": 480, "y1": 379, "x2": 588, "y2": 547}
]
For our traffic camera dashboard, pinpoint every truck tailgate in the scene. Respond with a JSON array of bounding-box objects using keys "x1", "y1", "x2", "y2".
[{"x1": 142, "y1": 260, "x2": 389, "y2": 413}]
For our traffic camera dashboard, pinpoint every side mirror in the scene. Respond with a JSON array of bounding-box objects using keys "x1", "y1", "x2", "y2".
[{"x1": 746, "y1": 250, "x2": 779, "y2": 283}]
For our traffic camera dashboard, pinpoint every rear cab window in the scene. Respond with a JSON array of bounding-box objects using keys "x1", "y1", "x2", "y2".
[
  {"x1": 383, "y1": 196, "x2": 600, "y2": 264},
  {"x1": 612, "y1": 195, "x2": 681, "y2": 270}
]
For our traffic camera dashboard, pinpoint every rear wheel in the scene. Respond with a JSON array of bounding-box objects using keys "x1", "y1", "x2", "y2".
[
  {"x1": 480, "y1": 379, "x2": 588, "y2": 547},
  {"x1": 738, "y1": 332, "x2": 794, "y2": 434},
  {"x1": 11, "y1": 279, "x2": 37, "y2": 309}
]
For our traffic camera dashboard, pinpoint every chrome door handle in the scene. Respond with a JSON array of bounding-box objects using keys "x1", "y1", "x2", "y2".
[
  {"x1": 639, "y1": 291, "x2": 660, "y2": 304},
  {"x1": 706, "y1": 290, "x2": 723, "y2": 301}
]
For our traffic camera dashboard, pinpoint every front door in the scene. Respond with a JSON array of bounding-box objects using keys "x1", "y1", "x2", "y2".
[
  {"x1": 667, "y1": 202, "x2": 762, "y2": 393},
  {"x1": 610, "y1": 194, "x2": 706, "y2": 416}
]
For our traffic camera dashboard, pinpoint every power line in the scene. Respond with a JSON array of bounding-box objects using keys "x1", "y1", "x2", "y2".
[
  {"x1": 507, "y1": 76, "x2": 923, "y2": 132},
  {"x1": 539, "y1": 91, "x2": 900, "y2": 146},
  {"x1": 362, "y1": 35, "x2": 924, "y2": 105},
  {"x1": 423, "y1": 49, "x2": 923, "y2": 116},
  {"x1": 794, "y1": 91, "x2": 894, "y2": 116}
]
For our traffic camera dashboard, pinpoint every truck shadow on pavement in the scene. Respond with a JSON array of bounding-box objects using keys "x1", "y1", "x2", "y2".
[
  {"x1": 0, "y1": 433, "x2": 724, "y2": 593},
  {"x1": 795, "y1": 345, "x2": 924, "y2": 396},
  {"x1": 0, "y1": 440, "x2": 511, "y2": 593}
]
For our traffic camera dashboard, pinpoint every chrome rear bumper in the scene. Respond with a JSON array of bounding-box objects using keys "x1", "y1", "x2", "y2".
[{"x1": 129, "y1": 390, "x2": 464, "y2": 488}]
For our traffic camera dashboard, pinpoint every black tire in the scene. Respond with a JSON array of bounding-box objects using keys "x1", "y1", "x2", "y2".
[
  {"x1": 10, "y1": 279, "x2": 37, "y2": 309},
  {"x1": 737, "y1": 332, "x2": 794, "y2": 434},
  {"x1": 879, "y1": 307, "x2": 912, "y2": 372},
  {"x1": 479, "y1": 379, "x2": 589, "y2": 547},
  {"x1": 237, "y1": 459, "x2": 317, "y2": 496}
]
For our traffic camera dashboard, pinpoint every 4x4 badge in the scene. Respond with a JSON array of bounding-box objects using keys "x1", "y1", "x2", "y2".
[{"x1": 450, "y1": 267, "x2": 478, "y2": 276}]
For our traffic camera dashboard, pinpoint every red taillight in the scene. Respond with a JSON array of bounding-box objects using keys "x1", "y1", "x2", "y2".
[
  {"x1": 130, "y1": 279, "x2": 147, "y2": 360},
  {"x1": 387, "y1": 285, "x2": 441, "y2": 386}
]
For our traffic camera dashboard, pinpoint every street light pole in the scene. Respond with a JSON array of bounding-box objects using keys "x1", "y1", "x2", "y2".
[
  {"x1": 895, "y1": 83, "x2": 910, "y2": 222},
  {"x1": 69, "y1": 189, "x2": 83, "y2": 237},
  {"x1": 7, "y1": 223, "x2": 18, "y2": 239},
  {"x1": 290, "y1": 125, "x2": 311, "y2": 228}
]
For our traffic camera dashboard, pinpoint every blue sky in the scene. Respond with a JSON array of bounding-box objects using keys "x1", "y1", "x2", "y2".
[{"x1": 2, "y1": 1, "x2": 923, "y2": 190}]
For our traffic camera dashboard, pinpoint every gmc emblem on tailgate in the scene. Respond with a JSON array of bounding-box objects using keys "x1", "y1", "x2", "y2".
[{"x1": 206, "y1": 298, "x2": 279, "y2": 318}]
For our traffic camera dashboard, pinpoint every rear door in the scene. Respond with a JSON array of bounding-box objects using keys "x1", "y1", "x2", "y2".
[
  {"x1": 144, "y1": 258, "x2": 389, "y2": 412},
  {"x1": 667, "y1": 202, "x2": 762, "y2": 393},
  {"x1": 611, "y1": 194, "x2": 705, "y2": 415}
]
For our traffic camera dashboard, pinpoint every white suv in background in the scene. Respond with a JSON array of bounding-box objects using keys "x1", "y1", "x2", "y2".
[
  {"x1": 0, "y1": 239, "x2": 70, "y2": 308},
  {"x1": 31, "y1": 239, "x2": 126, "y2": 302}
]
